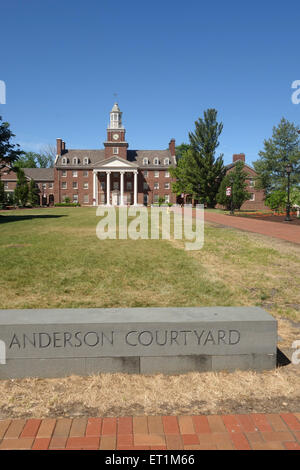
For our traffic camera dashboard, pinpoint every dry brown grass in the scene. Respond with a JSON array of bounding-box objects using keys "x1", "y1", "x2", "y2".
[{"x1": 0, "y1": 365, "x2": 298, "y2": 419}]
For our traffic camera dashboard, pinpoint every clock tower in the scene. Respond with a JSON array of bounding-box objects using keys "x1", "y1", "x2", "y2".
[{"x1": 104, "y1": 103, "x2": 129, "y2": 159}]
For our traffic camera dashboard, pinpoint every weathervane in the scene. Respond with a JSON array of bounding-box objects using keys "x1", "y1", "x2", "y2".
[{"x1": 113, "y1": 92, "x2": 118, "y2": 102}]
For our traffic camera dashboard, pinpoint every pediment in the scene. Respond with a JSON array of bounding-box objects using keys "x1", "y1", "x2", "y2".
[{"x1": 94, "y1": 156, "x2": 137, "y2": 169}]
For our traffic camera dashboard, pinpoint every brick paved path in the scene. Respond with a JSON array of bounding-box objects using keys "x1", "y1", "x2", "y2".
[
  {"x1": 0, "y1": 413, "x2": 299, "y2": 450},
  {"x1": 204, "y1": 212, "x2": 300, "y2": 244}
]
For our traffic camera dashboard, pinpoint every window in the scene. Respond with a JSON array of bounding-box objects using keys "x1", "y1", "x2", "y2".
[
  {"x1": 62, "y1": 157, "x2": 67, "y2": 165},
  {"x1": 62, "y1": 182, "x2": 67, "y2": 189},
  {"x1": 113, "y1": 172, "x2": 119, "y2": 177},
  {"x1": 73, "y1": 157, "x2": 78, "y2": 165},
  {"x1": 73, "y1": 194, "x2": 78, "y2": 203},
  {"x1": 113, "y1": 147, "x2": 119, "y2": 154},
  {"x1": 4, "y1": 182, "x2": 8, "y2": 189},
  {"x1": 154, "y1": 171, "x2": 159, "y2": 178},
  {"x1": 249, "y1": 193, "x2": 255, "y2": 201},
  {"x1": 154, "y1": 182, "x2": 159, "y2": 189},
  {"x1": 165, "y1": 194, "x2": 170, "y2": 203},
  {"x1": 113, "y1": 182, "x2": 119, "y2": 190},
  {"x1": 164, "y1": 158, "x2": 170, "y2": 165},
  {"x1": 164, "y1": 182, "x2": 170, "y2": 189},
  {"x1": 143, "y1": 170, "x2": 148, "y2": 177},
  {"x1": 62, "y1": 170, "x2": 67, "y2": 177},
  {"x1": 62, "y1": 194, "x2": 69, "y2": 202},
  {"x1": 153, "y1": 194, "x2": 159, "y2": 203},
  {"x1": 83, "y1": 170, "x2": 88, "y2": 177},
  {"x1": 48, "y1": 182, "x2": 53, "y2": 189},
  {"x1": 83, "y1": 157, "x2": 89, "y2": 165},
  {"x1": 83, "y1": 194, "x2": 89, "y2": 204},
  {"x1": 72, "y1": 182, "x2": 78, "y2": 189},
  {"x1": 249, "y1": 179, "x2": 254, "y2": 187},
  {"x1": 165, "y1": 171, "x2": 170, "y2": 178},
  {"x1": 154, "y1": 158, "x2": 159, "y2": 165},
  {"x1": 143, "y1": 182, "x2": 148, "y2": 191},
  {"x1": 100, "y1": 181, "x2": 106, "y2": 190},
  {"x1": 72, "y1": 170, "x2": 78, "y2": 177},
  {"x1": 127, "y1": 181, "x2": 132, "y2": 190},
  {"x1": 143, "y1": 158, "x2": 149, "y2": 165},
  {"x1": 83, "y1": 182, "x2": 89, "y2": 189}
]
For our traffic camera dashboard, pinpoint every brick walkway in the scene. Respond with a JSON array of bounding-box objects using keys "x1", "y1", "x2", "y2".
[
  {"x1": 0, "y1": 413, "x2": 299, "y2": 450},
  {"x1": 204, "y1": 212, "x2": 300, "y2": 244}
]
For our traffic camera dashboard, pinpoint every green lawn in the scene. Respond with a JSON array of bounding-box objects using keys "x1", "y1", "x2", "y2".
[{"x1": 0, "y1": 207, "x2": 299, "y2": 321}]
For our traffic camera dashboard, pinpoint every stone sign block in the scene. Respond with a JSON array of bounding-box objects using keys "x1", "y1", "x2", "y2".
[{"x1": 0, "y1": 307, "x2": 277, "y2": 378}]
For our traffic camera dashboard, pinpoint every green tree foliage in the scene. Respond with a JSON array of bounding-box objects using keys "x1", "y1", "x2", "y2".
[
  {"x1": 290, "y1": 187, "x2": 300, "y2": 207},
  {"x1": 0, "y1": 116, "x2": 24, "y2": 173},
  {"x1": 14, "y1": 168, "x2": 29, "y2": 207},
  {"x1": 265, "y1": 190, "x2": 287, "y2": 213},
  {"x1": 28, "y1": 179, "x2": 40, "y2": 206},
  {"x1": 14, "y1": 152, "x2": 38, "y2": 169},
  {"x1": 171, "y1": 109, "x2": 225, "y2": 207},
  {"x1": 175, "y1": 143, "x2": 190, "y2": 161},
  {"x1": 0, "y1": 179, "x2": 6, "y2": 209},
  {"x1": 253, "y1": 118, "x2": 300, "y2": 194},
  {"x1": 216, "y1": 161, "x2": 251, "y2": 210}
]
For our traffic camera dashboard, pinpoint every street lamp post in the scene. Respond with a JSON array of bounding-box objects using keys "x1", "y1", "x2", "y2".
[{"x1": 284, "y1": 163, "x2": 292, "y2": 222}]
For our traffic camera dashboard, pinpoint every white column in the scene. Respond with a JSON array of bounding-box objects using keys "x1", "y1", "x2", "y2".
[
  {"x1": 106, "y1": 171, "x2": 111, "y2": 205},
  {"x1": 120, "y1": 171, "x2": 124, "y2": 206},
  {"x1": 134, "y1": 170, "x2": 138, "y2": 206},
  {"x1": 93, "y1": 171, "x2": 97, "y2": 206}
]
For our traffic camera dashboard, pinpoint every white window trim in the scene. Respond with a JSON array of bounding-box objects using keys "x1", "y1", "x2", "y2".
[{"x1": 154, "y1": 171, "x2": 159, "y2": 178}]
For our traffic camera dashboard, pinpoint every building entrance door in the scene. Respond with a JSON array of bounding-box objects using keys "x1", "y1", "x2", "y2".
[{"x1": 112, "y1": 191, "x2": 119, "y2": 206}]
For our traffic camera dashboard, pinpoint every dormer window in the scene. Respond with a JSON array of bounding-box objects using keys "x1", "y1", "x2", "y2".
[
  {"x1": 143, "y1": 158, "x2": 149, "y2": 165},
  {"x1": 154, "y1": 158, "x2": 159, "y2": 165},
  {"x1": 164, "y1": 158, "x2": 170, "y2": 165},
  {"x1": 73, "y1": 157, "x2": 78, "y2": 165},
  {"x1": 62, "y1": 157, "x2": 67, "y2": 165},
  {"x1": 83, "y1": 157, "x2": 89, "y2": 165}
]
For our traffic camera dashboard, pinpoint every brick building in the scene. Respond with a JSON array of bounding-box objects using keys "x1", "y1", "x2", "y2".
[
  {"x1": 1, "y1": 104, "x2": 266, "y2": 210},
  {"x1": 54, "y1": 103, "x2": 177, "y2": 206},
  {"x1": 1, "y1": 167, "x2": 54, "y2": 206},
  {"x1": 223, "y1": 153, "x2": 266, "y2": 210}
]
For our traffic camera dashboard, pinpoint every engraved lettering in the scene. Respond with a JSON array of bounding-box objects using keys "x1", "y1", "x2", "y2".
[
  {"x1": 138, "y1": 331, "x2": 153, "y2": 346},
  {"x1": 39, "y1": 333, "x2": 51, "y2": 348},
  {"x1": 155, "y1": 330, "x2": 168, "y2": 346},
  {"x1": 74, "y1": 331, "x2": 82, "y2": 347},
  {"x1": 83, "y1": 332, "x2": 99, "y2": 347},
  {"x1": 125, "y1": 331, "x2": 138, "y2": 346},
  {"x1": 170, "y1": 330, "x2": 179, "y2": 345},
  {"x1": 23, "y1": 333, "x2": 36, "y2": 348},
  {"x1": 193, "y1": 330, "x2": 205, "y2": 345},
  {"x1": 64, "y1": 332, "x2": 73, "y2": 347},
  {"x1": 229, "y1": 330, "x2": 240, "y2": 345},
  {"x1": 9, "y1": 334, "x2": 21, "y2": 349},
  {"x1": 204, "y1": 330, "x2": 216, "y2": 345},
  {"x1": 218, "y1": 330, "x2": 227, "y2": 344}
]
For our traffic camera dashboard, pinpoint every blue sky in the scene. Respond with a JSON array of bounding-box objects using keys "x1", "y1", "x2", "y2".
[{"x1": 1, "y1": 0, "x2": 300, "y2": 166}]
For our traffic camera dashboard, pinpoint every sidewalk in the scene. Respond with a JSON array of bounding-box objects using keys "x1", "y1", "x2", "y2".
[
  {"x1": 204, "y1": 212, "x2": 300, "y2": 244},
  {"x1": 0, "y1": 413, "x2": 299, "y2": 450}
]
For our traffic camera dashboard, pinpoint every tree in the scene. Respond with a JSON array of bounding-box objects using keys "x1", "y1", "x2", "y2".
[
  {"x1": 14, "y1": 152, "x2": 38, "y2": 169},
  {"x1": 216, "y1": 161, "x2": 251, "y2": 211},
  {"x1": 253, "y1": 118, "x2": 300, "y2": 195},
  {"x1": 27, "y1": 179, "x2": 40, "y2": 206},
  {"x1": 0, "y1": 116, "x2": 24, "y2": 174},
  {"x1": 38, "y1": 144, "x2": 56, "y2": 168},
  {"x1": 0, "y1": 179, "x2": 6, "y2": 209},
  {"x1": 171, "y1": 109, "x2": 225, "y2": 207},
  {"x1": 265, "y1": 190, "x2": 287, "y2": 213},
  {"x1": 14, "y1": 168, "x2": 29, "y2": 207},
  {"x1": 175, "y1": 143, "x2": 190, "y2": 161}
]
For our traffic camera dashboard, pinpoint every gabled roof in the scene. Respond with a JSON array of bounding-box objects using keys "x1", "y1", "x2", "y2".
[
  {"x1": 225, "y1": 160, "x2": 257, "y2": 175},
  {"x1": 24, "y1": 168, "x2": 54, "y2": 181}
]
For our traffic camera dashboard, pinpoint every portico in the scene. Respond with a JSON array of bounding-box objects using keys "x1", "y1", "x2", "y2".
[{"x1": 93, "y1": 157, "x2": 138, "y2": 206}]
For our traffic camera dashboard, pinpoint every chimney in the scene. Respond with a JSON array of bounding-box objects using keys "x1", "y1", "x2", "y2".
[
  {"x1": 169, "y1": 138, "x2": 176, "y2": 156},
  {"x1": 233, "y1": 153, "x2": 245, "y2": 163},
  {"x1": 62, "y1": 141, "x2": 66, "y2": 153},
  {"x1": 56, "y1": 138, "x2": 62, "y2": 156}
]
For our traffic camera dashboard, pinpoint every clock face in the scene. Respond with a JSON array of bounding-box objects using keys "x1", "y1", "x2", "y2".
[{"x1": 113, "y1": 133, "x2": 119, "y2": 140}]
